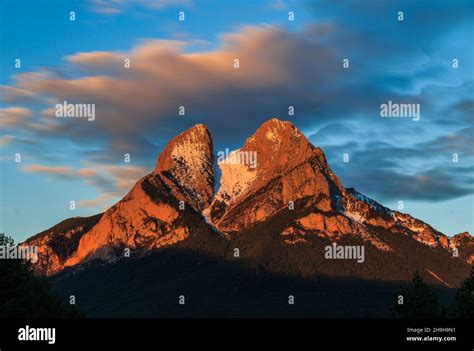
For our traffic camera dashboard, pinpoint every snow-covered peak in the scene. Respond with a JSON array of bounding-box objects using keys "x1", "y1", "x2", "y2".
[
  {"x1": 213, "y1": 148, "x2": 257, "y2": 206},
  {"x1": 155, "y1": 124, "x2": 214, "y2": 210}
]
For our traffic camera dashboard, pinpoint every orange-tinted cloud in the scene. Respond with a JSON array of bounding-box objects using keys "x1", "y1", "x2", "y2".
[
  {"x1": 21, "y1": 162, "x2": 148, "y2": 207},
  {"x1": 0, "y1": 107, "x2": 32, "y2": 127},
  {"x1": 23, "y1": 164, "x2": 73, "y2": 175},
  {"x1": 4, "y1": 25, "x2": 337, "y2": 142}
]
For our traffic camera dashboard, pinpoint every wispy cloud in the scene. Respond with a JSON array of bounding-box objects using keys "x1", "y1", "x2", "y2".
[
  {"x1": 0, "y1": 107, "x2": 31, "y2": 127},
  {"x1": 21, "y1": 162, "x2": 149, "y2": 208},
  {"x1": 316, "y1": 126, "x2": 474, "y2": 202},
  {"x1": 2, "y1": 0, "x2": 473, "y2": 207},
  {"x1": 23, "y1": 164, "x2": 74, "y2": 176},
  {"x1": 89, "y1": 0, "x2": 191, "y2": 15}
]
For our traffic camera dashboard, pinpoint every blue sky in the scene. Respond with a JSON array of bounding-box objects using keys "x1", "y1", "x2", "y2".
[{"x1": 1, "y1": 0, "x2": 473, "y2": 242}]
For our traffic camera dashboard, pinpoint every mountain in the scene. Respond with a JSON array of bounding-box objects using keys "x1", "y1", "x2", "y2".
[
  {"x1": 22, "y1": 119, "x2": 472, "y2": 294},
  {"x1": 205, "y1": 119, "x2": 455, "y2": 255},
  {"x1": 25, "y1": 124, "x2": 214, "y2": 275},
  {"x1": 208, "y1": 118, "x2": 345, "y2": 232},
  {"x1": 154, "y1": 123, "x2": 214, "y2": 212},
  {"x1": 22, "y1": 214, "x2": 102, "y2": 276}
]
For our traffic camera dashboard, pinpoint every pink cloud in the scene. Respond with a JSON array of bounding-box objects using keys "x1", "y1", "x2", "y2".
[
  {"x1": 22, "y1": 164, "x2": 73, "y2": 175},
  {"x1": 0, "y1": 107, "x2": 32, "y2": 127},
  {"x1": 21, "y1": 162, "x2": 149, "y2": 208}
]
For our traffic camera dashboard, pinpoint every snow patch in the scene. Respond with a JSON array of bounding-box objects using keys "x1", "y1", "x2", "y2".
[
  {"x1": 171, "y1": 140, "x2": 207, "y2": 172},
  {"x1": 202, "y1": 206, "x2": 219, "y2": 232},
  {"x1": 214, "y1": 149, "x2": 257, "y2": 206},
  {"x1": 344, "y1": 211, "x2": 365, "y2": 223},
  {"x1": 169, "y1": 133, "x2": 211, "y2": 193}
]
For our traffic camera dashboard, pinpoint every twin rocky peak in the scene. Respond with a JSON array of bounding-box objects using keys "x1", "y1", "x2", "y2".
[{"x1": 25, "y1": 118, "x2": 473, "y2": 275}]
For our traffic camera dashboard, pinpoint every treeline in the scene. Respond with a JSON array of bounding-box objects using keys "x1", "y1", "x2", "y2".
[{"x1": 389, "y1": 269, "x2": 474, "y2": 318}]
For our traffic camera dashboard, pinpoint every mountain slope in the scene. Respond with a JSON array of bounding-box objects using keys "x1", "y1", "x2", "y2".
[
  {"x1": 451, "y1": 232, "x2": 474, "y2": 264},
  {"x1": 155, "y1": 123, "x2": 214, "y2": 212},
  {"x1": 209, "y1": 118, "x2": 345, "y2": 232},
  {"x1": 22, "y1": 118, "x2": 472, "y2": 286},
  {"x1": 51, "y1": 221, "x2": 466, "y2": 317},
  {"x1": 23, "y1": 214, "x2": 102, "y2": 275},
  {"x1": 24, "y1": 124, "x2": 215, "y2": 275},
  {"x1": 207, "y1": 119, "x2": 464, "y2": 260}
]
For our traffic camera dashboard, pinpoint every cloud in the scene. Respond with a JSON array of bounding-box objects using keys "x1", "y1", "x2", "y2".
[
  {"x1": 418, "y1": 127, "x2": 474, "y2": 158},
  {"x1": 89, "y1": 0, "x2": 190, "y2": 15},
  {"x1": 21, "y1": 162, "x2": 148, "y2": 207},
  {"x1": 340, "y1": 167, "x2": 473, "y2": 202},
  {"x1": 0, "y1": 86, "x2": 36, "y2": 103},
  {"x1": 320, "y1": 125, "x2": 474, "y2": 202},
  {"x1": 0, "y1": 107, "x2": 32, "y2": 127},
  {"x1": 6, "y1": 19, "x2": 468, "y2": 151},
  {"x1": 0, "y1": 136, "x2": 14, "y2": 146},
  {"x1": 22, "y1": 164, "x2": 73, "y2": 176},
  {"x1": 78, "y1": 193, "x2": 118, "y2": 208},
  {"x1": 270, "y1": 0, "x2": 288, "y2": 10},
  {"x1": 78, "y1": 163, "x2": 149, "y2": 207},
  {"x1": 2, "y1": 24, "x2": 355, "y2": 156},
  {"x1": 2, "y1": 8, "x2": 473, "y2": 206},
  {"x1": 89, "y1": 0, "x2": 124, "y2": 14}
]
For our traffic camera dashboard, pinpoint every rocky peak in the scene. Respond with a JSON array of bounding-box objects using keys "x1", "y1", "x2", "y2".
[
  {"x1": 22, "y1": 119, "x2": 473, "y2": 276},
  {"x1": 452, "y1": 232, "x2": 472, "y2": 241},
  {"x1": 246, "y1": 118, "x2": 344, "y2": 192},
  {"x1": 33, "y1": 124, "x2": 216, "y2": 274},
  {"x1": 244, "y1": 118, "x2": 316, "y2": 176},
  {"x1": 211, "y1": 118, "x2": 316, "y2": 209},
  {"x1": 450, "y1": 232, "x2": 474, "y2": 264},
  {"x1": 208, "y1": 118, "x2": 345, "y2": 232},
  {"x1": 155, "y1": 124, "x2": 214, "y2": 211}
]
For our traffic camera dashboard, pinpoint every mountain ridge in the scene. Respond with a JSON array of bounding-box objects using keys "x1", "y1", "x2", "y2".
[{"x1": 22, "y1": 118, "x2": 473, "y2": 281}]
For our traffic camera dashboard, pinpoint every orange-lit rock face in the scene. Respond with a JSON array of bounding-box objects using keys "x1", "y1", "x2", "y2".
[
  {"x1": 23, "y1": 119, "x2": 473, "y2": 275},
  {"x1": 298, "y1": 213, "x2": 354, "y2": 234},
  {"x1": 209, "y1": 119, "x2": 345, "y2": 232},
  {"x1": 297, "y1": 213, "x2": 325, "y2": 231},
  {"x1": 296, "y1": 213, "x2": 353, "y2": 236},
  {"x1": 438, "y1": 236, "x2": 450, "y2": 250},
  {"x1": 21, "y1": 214, "x2": 103, "y2": 275},
  {"x1": 451, "y1": 232, "x2": 474, "y2": 264},
  {"x1": 38, "y1": 124, "x2": 213, "y2": 274},
  {"x1": 63, "y1": 122, "x2": 217, "y2": 269},
  {"x1": 21, "y1": 236, "x2": 61, "y2": 276},
  {"x1": 65, "y1": 174, "x2": 186, "y2": 267},
  {"x1": 339, "y1": 188, "x2": 453, "y2": 252}
]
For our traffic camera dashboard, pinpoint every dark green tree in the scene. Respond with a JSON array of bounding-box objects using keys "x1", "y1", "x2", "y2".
[
  {"x1": 450, "y1": 267, "x2": 474, "y2": 318},
  {"x1": 389, "y1": 271, "x2": 439, "y2": 318},
  {"x1": 0, "y1": 233, "x2": 81, "y2": 318}
]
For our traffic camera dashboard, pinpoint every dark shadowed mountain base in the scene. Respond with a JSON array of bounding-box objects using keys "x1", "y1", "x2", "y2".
[{"x1": 51, "y1": 216, "x2": 464, "y2": 318}]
